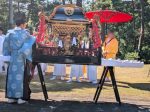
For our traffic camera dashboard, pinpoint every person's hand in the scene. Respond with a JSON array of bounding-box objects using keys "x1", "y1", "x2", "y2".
[
  {"x1": 102, "y1": 51, "x2": 109, "y2": 58},
  {"x1": 102, "y1": 51, "x2": 107, "y2": 55}
]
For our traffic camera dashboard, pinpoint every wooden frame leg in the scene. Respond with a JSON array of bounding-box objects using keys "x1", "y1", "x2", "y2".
[
  {"x1": 93, "y1": 66, "x2": 121, "y2": 105},
  {"x1": 94, "y1": 67, "x2": 109, "y2": 103},
  {"x1": 109, "y1": 67, "x2": 121, "y2": 105},
  {"x1": 93, "y1": 67, "x2": 106, "y2": 101},
  {"x1": 37, "y1": 63, "x2": 48, "y2": 101}
]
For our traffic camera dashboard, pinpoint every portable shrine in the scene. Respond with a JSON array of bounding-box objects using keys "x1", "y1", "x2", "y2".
[
  {"x1": 32, "y1": 4, "x2": 101, "y2": 65},
  {"x1": 30, "y1": 4, "x2": 144, "y2": 105}
]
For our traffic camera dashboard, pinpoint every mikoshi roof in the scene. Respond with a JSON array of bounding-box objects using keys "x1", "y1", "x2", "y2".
[
  {"x1": 48, "y1": 4, "x2": 89, "y2": 24},
  {"x1": 47, "y1": 4, "x2": 90, "y2": 34}
]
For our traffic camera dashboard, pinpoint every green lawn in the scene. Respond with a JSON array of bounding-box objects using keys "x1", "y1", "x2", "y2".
[{"x1": 0, "y1": 65, "x2": 150, "y2": 112}]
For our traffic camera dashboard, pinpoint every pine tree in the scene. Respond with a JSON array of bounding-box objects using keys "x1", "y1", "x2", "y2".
[
  {"x1": 95, "y1": 0, "x2": 112, "y2": 10},
  {"x1": 76, "y1": 0, "x2": 82, "y2": 7}
]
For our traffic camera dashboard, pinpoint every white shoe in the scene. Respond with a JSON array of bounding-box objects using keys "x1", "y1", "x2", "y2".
[
  {"x1": 81, "y1": 76, "x2": 85, "y2": 79},
  {"x1": 61, "y1": 77, "x2": 65, "y2": 80},
  {"x1": 92, "y1": 80, "x2": 97, "y2": 84},
  {"x1": 66, "y1": 78, "x2": 72, "y2": 83},
  {"x1": 87, "y1": 80, "x2": 92, "y2": 83},
  {"x1": 50, "y1": 76, "x2": 56, "y2": 80},
  {"x1": 7, "y1": 99, "x2": 17, "y2": 103},
  {"x1": 17, "y1": 99, "x2": 27, "y2": 104},
  {"x1": 76, "y1": 78, "x2": 81, "y2": 82}
]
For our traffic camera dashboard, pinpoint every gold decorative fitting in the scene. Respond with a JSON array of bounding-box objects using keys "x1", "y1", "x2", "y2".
[
  {"x1": 64, "y1": 7, "x2": 75, "y2": 16},
  {"x1": 66, "y1": 18, "x2": 72, "y2": 21},
  {"x1": 51, "y1": 24, "x2": 86, "y2": 34}
]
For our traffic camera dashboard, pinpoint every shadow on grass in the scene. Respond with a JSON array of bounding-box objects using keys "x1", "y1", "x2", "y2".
[
  {"x1": 118, "y1": 81, "x2": 150, "y2": 92},
  {"x1": 30, "y1": 78, "x2": 98, "y2": 93},
  {"x1": 1, "y1": 75, "x2": 149, "y2": 93},
  {"x1": 30, "y1": 74, "x2": 133, "y2": 93},
  {"x1": 104, "y1": 82, "x2": 130, "y2": 88},
  {"x1": 0, "y1": 99, "x2": 149, "y2": 112},
  {"x1": 0, "y1": 75, "x2": 107, "y2": 93},
  {"x1": 0, "y1": 75, "x2": 130, "y2": 93}
]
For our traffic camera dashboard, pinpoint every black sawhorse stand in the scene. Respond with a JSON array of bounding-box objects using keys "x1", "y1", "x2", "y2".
[
  {"x1": 31, "y1": 64, "x2": 121, "y2": 104},
  {"x1": 32, "y1": 62, "x2": 49, "y2": 101},
  {"x1": 93, "y1": 66, "x2": 121, "y2": 105}
]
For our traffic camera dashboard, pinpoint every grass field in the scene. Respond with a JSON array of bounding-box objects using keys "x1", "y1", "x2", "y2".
[{"x1": 0, "y1": 65, "x2": 150, "y2": 112}]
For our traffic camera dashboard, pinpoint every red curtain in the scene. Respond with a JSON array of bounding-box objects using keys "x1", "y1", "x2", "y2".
[
  {"x1": 36, "y1": 14, "x2": 46, "y2": 43},
  {"x1": 92, "y1": 19, "x2": 102, "y2": 48}
]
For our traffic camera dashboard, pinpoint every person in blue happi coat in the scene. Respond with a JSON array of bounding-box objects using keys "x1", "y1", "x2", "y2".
[{"x1": 3, "y1": 19, "x2": 36, "y2": 104}]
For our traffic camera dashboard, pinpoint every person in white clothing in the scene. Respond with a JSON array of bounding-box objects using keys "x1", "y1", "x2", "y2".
[
  {"x1": 87, "y1": 29, "x2": 98, "y2": 84},
  {"x1": 0, "y1": 27, "x2": 5, "y2": 54},
  {"x1": 67, "y1": 64, "x2": 83, "y2": 82},
  {"x1": 80, "y1": 35, "x2": 98, "y2": 84},
  {"x1": 67, "y1": 35, "x2": 83, "y2": 83},
  {"x1": 0, "y1": 27, "x2": 7, "y2": 73},
  {"x1": 87, "y1": 65, "x2": 97, "y2": 84},
  {"x1": 50, "y1": 64, "x2": 66, "y2": 80},
  {"x1": 40, "y1": 63, "x2": 47, "y2": 75},
  {"x1": 33, "y1": 63, "x2": 47, "y2": 76},
  {"x1": 50, "y1": 36, "x2": 66, "y2": 80}
]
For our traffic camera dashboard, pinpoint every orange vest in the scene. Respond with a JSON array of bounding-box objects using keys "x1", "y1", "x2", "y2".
[{"x1": 103, "y1": 37, "x2": 118, "y2": 59}]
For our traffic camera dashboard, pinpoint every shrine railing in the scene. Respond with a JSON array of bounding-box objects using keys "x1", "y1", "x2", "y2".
[{"x1": 32, "y1": 43, "x2": 101, "y2": 65}]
